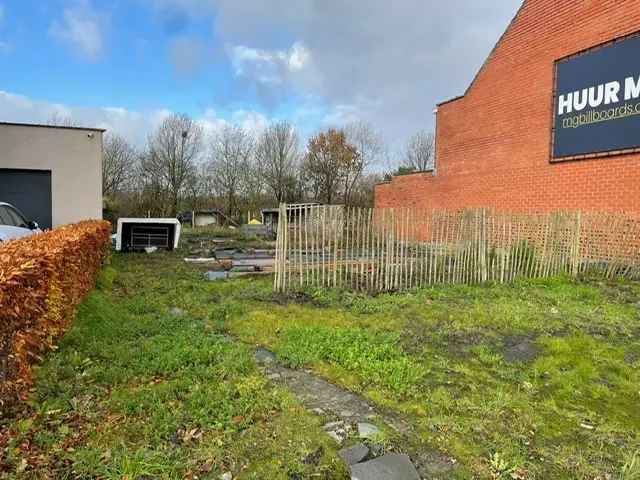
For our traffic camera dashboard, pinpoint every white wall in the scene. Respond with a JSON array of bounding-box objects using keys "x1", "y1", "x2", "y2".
[
  {"x1": 194, "y1": 213, "x2": 218, "y2": 227},
  {"x1": 0, "y1": 123, "x2": 103, "y2": 226}
]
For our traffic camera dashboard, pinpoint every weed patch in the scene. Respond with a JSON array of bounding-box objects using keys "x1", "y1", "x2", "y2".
[{"x1": 277, "y1": 326, "x2": 426, "y2": 397}]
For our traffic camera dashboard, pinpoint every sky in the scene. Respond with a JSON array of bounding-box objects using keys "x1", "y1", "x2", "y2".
[{"x1": 0, "y1": 0, "x2": 523, "y2": 149}]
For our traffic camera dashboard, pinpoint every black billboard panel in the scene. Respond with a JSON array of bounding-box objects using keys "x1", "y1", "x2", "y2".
[{"x1": 553, "y1": 34, "x2": 640, "y2": 160}]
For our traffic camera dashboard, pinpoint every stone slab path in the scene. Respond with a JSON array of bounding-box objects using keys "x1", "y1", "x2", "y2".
[{"x1": 254, "y1": 348, "x2": 457, "y2": 479}]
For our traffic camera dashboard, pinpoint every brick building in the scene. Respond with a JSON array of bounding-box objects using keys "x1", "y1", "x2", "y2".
[{"x1": 375, "y1": 0, "x2": 640, "y2": 216}]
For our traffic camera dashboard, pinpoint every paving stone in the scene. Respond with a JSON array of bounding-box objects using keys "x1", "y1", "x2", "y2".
[
  {"x1": 349, "y1": 454, "x2": 420, "y2": 480},
  {"x1": 357, "y1": 422, "x2": 381, "y2": 439},
  {"x1": 327, "y1": 430, "x2": 344, "y2": 444},
  {"x1": 204, "y1": 271, "x2": 228, "y2": 281},
  {"x1": 169, "y1": 307, "x2": 186, "y2": 316},
  {"x1": 254, "y1": 348, "x2": 277, "y2": 364},
  {"x1": 369, "y1": 443, "x2": 385, "y2": 457},
  {"x1": 338, "y1": 443, "x2": 370, "y2": 465},
  {"x1": 323, "y1": 420, "x2": 344, "y2": 431},
  {"x1": 250, "y1": 346, "x2": 457, "y2": 478}
]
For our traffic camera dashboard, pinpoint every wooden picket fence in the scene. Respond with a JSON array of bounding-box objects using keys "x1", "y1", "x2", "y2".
[{"x1": 273, "y1": 204, "x2": 640, "y2": 293}]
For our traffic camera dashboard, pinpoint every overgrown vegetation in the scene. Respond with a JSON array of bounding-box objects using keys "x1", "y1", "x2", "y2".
[
  {"x1": 225, "y1": 276, "x2": 640, "y2": 479},
  {"x1": 1, "y1": 252, "x2": 346, "y2": 479},
  {"x1": 3, "y1": 231, "x2": 639, "y2": 479}
]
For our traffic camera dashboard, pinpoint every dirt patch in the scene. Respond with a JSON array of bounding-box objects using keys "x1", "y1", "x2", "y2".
[
  {"x1": 398, "y1": 312, "x2": 433, "y2": 355},
  {"x1": 269, "y1": 291, "x2": 329, "y2": 308},
  {"x1": 502, "y1": 336, "x2": 539, "y2": 363}
]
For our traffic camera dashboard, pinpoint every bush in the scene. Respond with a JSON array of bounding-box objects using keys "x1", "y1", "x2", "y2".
[{"x1": 0, "y1": 220, "x2": 111, "y2": 406}]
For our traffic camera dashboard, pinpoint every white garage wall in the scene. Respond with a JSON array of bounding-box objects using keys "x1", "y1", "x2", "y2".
[{"x1": 0, "y1": 123, "x2": 103, "y2": 227}]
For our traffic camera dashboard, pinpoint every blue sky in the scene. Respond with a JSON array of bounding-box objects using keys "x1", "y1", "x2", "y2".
[{"x1": 0, "y1": 0, "x2": 522, "y2": 149}]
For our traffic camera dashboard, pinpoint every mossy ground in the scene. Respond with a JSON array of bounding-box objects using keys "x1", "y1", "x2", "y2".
[
  {"x1": 2, "y1": 229, "x2": 640, "y2": 479},
  {"x1": 225, "y1": 274, "x2": 640, "y2": 479}
]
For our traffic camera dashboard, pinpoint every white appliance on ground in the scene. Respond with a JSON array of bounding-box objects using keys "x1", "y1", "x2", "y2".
[{"x1": 115, "y1": 218, "x2": 181, "y2": 252}]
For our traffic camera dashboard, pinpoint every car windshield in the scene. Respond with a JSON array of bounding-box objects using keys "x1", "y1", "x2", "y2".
[{"x1": 0, "y1": 205, "x2": 28, "y2": 228}]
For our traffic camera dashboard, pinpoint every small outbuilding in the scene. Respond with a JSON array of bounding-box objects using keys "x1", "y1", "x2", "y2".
[
  {"x1": 261, "y1": 203, "x2": 321, "y2": 230},
  {"x1": 0, "y1": 122, "x2": 104, "y2": 229},
  {"x1": 178, "y1": 209, "x2": 225, "y2": 228}
]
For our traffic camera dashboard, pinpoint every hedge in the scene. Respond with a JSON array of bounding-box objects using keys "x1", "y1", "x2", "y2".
[{"x1": 0, "y1": 220, "x2": 111, "y2": 406}]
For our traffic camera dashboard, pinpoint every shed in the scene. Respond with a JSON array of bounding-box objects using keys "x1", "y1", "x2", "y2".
[{"x1": 178, "y1": 209, "x2": 225, "y2": 228}]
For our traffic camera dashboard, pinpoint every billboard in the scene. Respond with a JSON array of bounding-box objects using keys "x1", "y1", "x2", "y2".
[{"x1": 553, "y1": 34, "x2": 640, "y2": 160}]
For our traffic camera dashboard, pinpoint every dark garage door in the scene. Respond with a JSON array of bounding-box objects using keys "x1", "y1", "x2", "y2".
[{"x1": 0, "y1": 169, "x2": 52, "y2": 229}]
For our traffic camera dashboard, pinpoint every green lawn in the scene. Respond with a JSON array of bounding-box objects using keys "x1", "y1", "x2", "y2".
[{"x1": 3, "y1": 244, "x2": 640, "y2": 479}]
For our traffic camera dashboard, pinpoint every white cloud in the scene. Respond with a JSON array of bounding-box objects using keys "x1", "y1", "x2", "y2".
[
  {"x1": 230, "y1": 109, "x2": 268, "y2": 134},
  {"x1": 288, "y1": 42, "x2": 310, "y2": 71},
  {"x1": 199, "y1": 108, "x2": 229, "y2": 136},
  {"x1": 49, "y1": 1, "x2": 106, "y2": 61},
  {"x1": 152, "y1": 0, "x2": 522, "y2": 146},
  {"x1": 0, "y1": 90, "x2": 271, "y2": 147},
  {"x1": 229, "y1": 41, "x2": 311, "y2": 85}
]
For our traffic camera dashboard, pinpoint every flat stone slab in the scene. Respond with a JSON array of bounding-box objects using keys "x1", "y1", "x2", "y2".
[
  {"x1": 327, "y1": 430, "x2": 345, "y2": 444},
  {"x1": 323, "y1": 420, "x2": 345, "y2": 431},
  {"x1": 339, "y1": 443, "x2": 369, "y2": 466},
  {"x1": 350, "y1": 454, "x2": 420, "y2": 480},
  {"x1": 357, "y1": 422, "x2": 381, "y2": 439},
  {"x1": 252, "y1": 346, "x2": 457, "y2": 478},
  {"x1": 254, "y1": 348, "x2": 277, "y2": 364}
]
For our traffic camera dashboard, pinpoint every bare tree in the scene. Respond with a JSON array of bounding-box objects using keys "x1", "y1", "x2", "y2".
[
  {"x1": 242, "y1": 153, "x2": 267, "y2": 214},
  {"x1": 102, "y1": 134, "x2": 136, "y2": 197},
  {"x1": 348, "y1": 172, "x2": 381, "y2": 208},
  {"x1": 256, "y1": 120, "x2": 300, "y2": 204},
  {"x1": 209, "y1": 125, "x2": 254, "y2": 217},
  {"x1": 303, "y1": 128, "x2": 359, "y2": 204},
  {"x1": 344, "y1": 121, "x2": 383, "y2": 205},
  {"x1": 404, "y1": 130, "x2": 435, "y2": 172},
  {"x1": 46, "y1": 113, "x2": 78, "y2": 127},
  {"x1": 144, "y1": 114, "x2": 203, "y2": 216}
]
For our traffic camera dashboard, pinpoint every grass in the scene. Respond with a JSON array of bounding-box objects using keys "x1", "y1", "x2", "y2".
[
  {"x1": 3, "y1": 228, "x2": 640, "y2": 479},
  {"x1": 224, "y1": 278, "x2": 640, "y2": 479},
  {"x1": 1, "y1": 251, "x2": 346, "y2": 479}
]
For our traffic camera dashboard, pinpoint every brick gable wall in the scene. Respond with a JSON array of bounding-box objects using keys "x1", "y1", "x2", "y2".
[{"x1": 375, "y1": 0, "x2": 640, "y2": 216}]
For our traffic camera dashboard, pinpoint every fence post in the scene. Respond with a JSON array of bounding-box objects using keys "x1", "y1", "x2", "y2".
[{"x1": 572, "y1": 210, "x2": 582, "y2": 277}]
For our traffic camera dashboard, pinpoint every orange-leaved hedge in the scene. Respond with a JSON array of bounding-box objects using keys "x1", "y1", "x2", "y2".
[{"x1": 0, "y1": 220, "x2": 111, "y2": 406}]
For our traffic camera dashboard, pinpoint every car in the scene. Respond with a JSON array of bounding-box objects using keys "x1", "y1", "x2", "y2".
[{"x1": 0, "y1": 202, "x2": 42, "y2": 242}]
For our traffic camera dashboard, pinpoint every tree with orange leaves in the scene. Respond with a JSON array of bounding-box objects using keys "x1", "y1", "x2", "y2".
[{"x1": 303, "y1": 128, "x2": 360, "y2": 204}]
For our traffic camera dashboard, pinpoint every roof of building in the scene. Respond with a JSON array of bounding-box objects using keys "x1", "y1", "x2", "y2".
[
  {"x1": 436, "y1": 0, "x2": 528, "y2": 107},
  {"x1": 193, "y1": 209, "x2": 223, "y2": 215},
  {"x1": 0, "y1": 121, "x2": 106, "y2": 132}
]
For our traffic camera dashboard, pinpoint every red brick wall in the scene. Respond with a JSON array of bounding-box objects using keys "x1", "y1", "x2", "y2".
[{"x1": 375, "y1": 0, "x2": 640, "y2": 216}]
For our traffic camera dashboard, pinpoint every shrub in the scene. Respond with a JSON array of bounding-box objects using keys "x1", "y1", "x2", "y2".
[{"x1": 0, "y1": 220, "x2": 111, "y2": 406}]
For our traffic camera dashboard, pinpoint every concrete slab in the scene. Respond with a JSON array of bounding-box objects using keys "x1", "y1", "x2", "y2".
[{"x1": 350, "y1": 454, "x2": 420, "y2": 480}]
